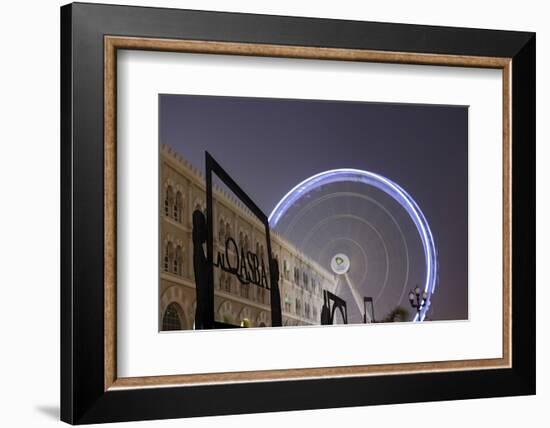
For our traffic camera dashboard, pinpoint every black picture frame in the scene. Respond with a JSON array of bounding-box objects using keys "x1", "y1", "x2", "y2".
[{"x1": 61, "y1": 2, "x2": 535, "y2": 424}]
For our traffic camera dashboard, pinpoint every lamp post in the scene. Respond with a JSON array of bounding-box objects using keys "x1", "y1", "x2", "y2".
[
  {"x1": 408, "y1": 285, "x2": 427, "y2": 320},
  {"x1": 363, "y1": 296, "x2": 375, "y2": 323}
]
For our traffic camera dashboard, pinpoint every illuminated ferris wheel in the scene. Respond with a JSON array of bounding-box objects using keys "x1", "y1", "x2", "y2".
[{"x1": 269, "y1": 169, "x2": 438, "y2": 323}]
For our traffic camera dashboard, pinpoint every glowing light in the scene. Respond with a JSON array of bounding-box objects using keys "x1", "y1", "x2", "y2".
[
  {"x1": 269, "y1": 168, "x2": 438, "y2": 322},
  {"x1": 331, "y1": 253, "x2": 351, "y2": 275}
]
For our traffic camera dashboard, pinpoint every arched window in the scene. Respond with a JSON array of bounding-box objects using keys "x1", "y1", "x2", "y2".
[
  {"x1": 273, "y1": 253, "x2": 280, "y2": 280},
  {"x1": 284, "y1": 295, "x2": 291, "y2": 313},
  {"x1": 240, "y1": 282, "x2": 249, "y2": 299},
  {"x1": 257, "y1": 287, "x2": 264, "y2": 304},
  {"x1": 239, "y1": 231, "x2": 244, "y2": 248},
  {"x1": 294, "y1": 267, "x2": 300, "y2": 284},
  {"x1": 164, "y1": 242, "x2": 174, "y2": 272},
  {"x1": 174, "y1": 191, "x2": 183, "y2": 222},
  {"x1": 175, "y1": 245, "x2": 183, "y2": 275},
  {"x1": 162, "y1": 302, "x2": 183, "y2": 331},
  {"x1": 164, "y1": 186, "x2": 174, "y2": 217},
  {"x1": 244, "y1": 235, "x2": 249, "y2": 253},
  {"x1": 225, "y1": 222, "x2": 231, "y2": 241},
  {"x1": 218, "y1": 219, "x2": 225, "y2": 243}
]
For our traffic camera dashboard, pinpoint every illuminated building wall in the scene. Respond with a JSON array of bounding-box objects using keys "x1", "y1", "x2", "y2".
[{"x1": 159, "y1": 145, "x2": 337, "y2": 330}]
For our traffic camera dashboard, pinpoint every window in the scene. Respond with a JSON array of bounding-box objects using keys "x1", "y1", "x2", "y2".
[
  {"x1": 284, "y1": 295, "x2": 292, "y2": 313},
  {"x1": 175, "y1": 245, "x2": 183, "y2": 275},
  {"x1": 164, "y1": 241, "x2": 174, "y2": 272},
  {"x1": 218, "y1": 219, "x2": 225, "y2": 243},
  {"x1": 273, "y1": 253, "x2": 280, "y2": 280},
  {"x1": 164, "y1": 185, "x2": 174, "y2": 217},
  {"x1": 294, "y1": 267, "x2": 300, "y2": 285},
  {"x1": 240, "y1": 283, "x2": 250, "y2": 299},
  {"x1": 257, "y1": 288, "x2": 266, "y2": 304},
  {"x1": 283, "y1": 259, "x2": 290, "y2": 280},
  {"x1": 162, "y1": 302, "x2": 183, "y2": 331},
  {"x1": 174, "y1": 191, "x2": 183, "y2": 222},
  {"x1": 225, "y1": 222, "x2": 231, "y2": 241}
]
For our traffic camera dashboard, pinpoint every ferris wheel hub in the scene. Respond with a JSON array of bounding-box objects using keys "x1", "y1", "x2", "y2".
[{"x1": 331, "y1": 253, "x2": 350, "y2": 275}]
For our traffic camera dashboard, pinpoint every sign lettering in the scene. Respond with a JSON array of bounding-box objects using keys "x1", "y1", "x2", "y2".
[{"x1": 213, "y1": 237, "x2": 270, "y2": 289}]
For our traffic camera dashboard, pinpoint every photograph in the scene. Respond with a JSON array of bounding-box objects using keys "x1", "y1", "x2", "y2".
[
  {"x1": 54, "y1": 2, "x2": 536, "y2": 424},
  {"x1": 158, "y1": 94, "x2": 468, "y2": 331}
]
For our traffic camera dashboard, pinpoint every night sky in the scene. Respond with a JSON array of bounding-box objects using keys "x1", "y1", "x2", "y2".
[{"x1": 160, "y1": 94, "x2": 468, "y2": 321}]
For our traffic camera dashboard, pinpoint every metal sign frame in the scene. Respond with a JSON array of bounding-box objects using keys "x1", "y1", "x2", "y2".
[{"x1": 205, "y1": 151, "x2": 282, "y2": 327}]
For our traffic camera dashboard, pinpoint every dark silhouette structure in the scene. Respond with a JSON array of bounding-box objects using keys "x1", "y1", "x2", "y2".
[
  {"x1": 192, "y1": 209, "x2": 214, "y2": 329},
  {"x1": 320, "y1": 291, "x2": 331, "y2": 325},
  {"x1": 205, "y1": 152, "x2": 282, "y2": 328},
  {"x1": 408, "y1": 285, "x2": 427, "y2": 319},
  {"x1": 270, "y1": 258, "x2": 282, "y2": 327},
  {"x1": 363, "y1": 296, "x2": 375, "y2": 323},
  {"x1": 320, "y1": 290, "x2": 348, "y2": 325}
]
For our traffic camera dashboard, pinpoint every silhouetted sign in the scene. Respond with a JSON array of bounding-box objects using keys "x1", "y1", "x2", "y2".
[
  {"x1": 205, "y1": 152, "x2": 282, "y2": 327},
  {"x1": 213, "y1": 237, "x2": 269, "y2": 288},
  {"x1": 321, "y1": 290, "x2": 348, "y2": 325},
  {"x1": 192, "y1": 209, "x2": 214, "y2": 329}
]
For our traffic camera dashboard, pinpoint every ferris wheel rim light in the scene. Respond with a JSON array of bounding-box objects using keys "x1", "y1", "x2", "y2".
[{"x1": 268, "y1": 168, "x2": 438, "y2": 322}]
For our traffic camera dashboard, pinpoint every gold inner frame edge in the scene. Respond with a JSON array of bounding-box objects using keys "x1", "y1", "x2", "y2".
[{"x1": 104, "y1": 36, "x2": 512, "y2": 391}]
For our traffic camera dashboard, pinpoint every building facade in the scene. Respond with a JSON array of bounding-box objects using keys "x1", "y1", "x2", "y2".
[{"x1": 159, "y1": 145, "x2": 337, "y2": 331}]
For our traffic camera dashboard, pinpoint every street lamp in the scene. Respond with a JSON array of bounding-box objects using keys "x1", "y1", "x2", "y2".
[
  {"x1": 363, "y1": 296, "x2": 375, "y2": 323},
  {"x1": 408, "y1": 285, "x2": 427, "y2": 319}
]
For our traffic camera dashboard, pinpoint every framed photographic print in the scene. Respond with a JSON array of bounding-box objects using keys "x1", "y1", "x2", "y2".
[{"x1": 60, "y1": 2, "x2": 535, "y2": 424}]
